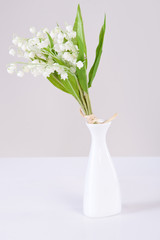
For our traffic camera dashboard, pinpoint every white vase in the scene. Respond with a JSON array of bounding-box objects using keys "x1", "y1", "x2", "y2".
[{"x1": 83, "y1": 121, "x2": 121, "y2": 218}]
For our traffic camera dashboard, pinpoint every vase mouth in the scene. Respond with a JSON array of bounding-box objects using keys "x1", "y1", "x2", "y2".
[{"x1": 86, "y1": 119, "x2": 112, "y2": 126}]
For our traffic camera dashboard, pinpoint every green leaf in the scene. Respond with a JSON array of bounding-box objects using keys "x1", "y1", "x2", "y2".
[
  {"x1": 46, "y1": 32, "x2": 54, "y2": 48},
  {"x1": 43, "y1": 47, "x2": 65, "y2": 65},
  {"x1": 88, "y1": 14, "x2": 106, "y2": 88},
  {"x1": 73, "y1": 4, "x2": 87, "y2": 63},
  {"x1": 76, "y1": 38, "x2": 88, "y2": 93},
  {"x1": 51, "y1": 55, "x2": 65, "y2": 65},
  {"x1": 63, "y1": 70, "x2": 81, "y2": 102},
  {"x1": 47, "y1": 73, "x2": 69, "y2": 94},
  {"x1": 73, "y1": 4, "x2": 88, "y2": 92},
  {"x1": 47, "y1": 70, "x2": 81, "y2": 105}
]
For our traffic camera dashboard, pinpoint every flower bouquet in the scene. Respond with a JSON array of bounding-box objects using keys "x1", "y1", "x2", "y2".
[{"x1": 7, "y1": 5, "x2": 121, "y2": 218}]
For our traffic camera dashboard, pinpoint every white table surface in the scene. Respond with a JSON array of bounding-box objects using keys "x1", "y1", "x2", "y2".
[{"x1": 0, "y1": 157, "x2": 159, "y2": 240}]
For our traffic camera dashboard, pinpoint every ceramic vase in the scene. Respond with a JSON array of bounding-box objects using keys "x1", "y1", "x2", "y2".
[{"x1": 83, "y1": 121, "x2": 121, "y2": 218}]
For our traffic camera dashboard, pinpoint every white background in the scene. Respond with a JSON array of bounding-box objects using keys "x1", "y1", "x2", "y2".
[
  {"x1": 1, "y1": 0, "x2": 160, "y2": 157},
  {"x1": 0, "y1": 157, "x2": 159, "y2": 240}
]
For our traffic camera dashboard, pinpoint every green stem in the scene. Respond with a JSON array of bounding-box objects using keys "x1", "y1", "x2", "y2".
[
  {"x1": 67, "y1": 80, "x2": 86, "y2": 113},
  {"x1": 84, "y1": 92, "x2": 92, "y2": 115},
  {"x1": 75, "y1": 79, "x2": 88, "y2": 115}
]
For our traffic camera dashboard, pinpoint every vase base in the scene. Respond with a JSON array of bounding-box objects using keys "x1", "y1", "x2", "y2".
[{"x1": 83, "y1": 207, "x2": 121, "y2": 218}]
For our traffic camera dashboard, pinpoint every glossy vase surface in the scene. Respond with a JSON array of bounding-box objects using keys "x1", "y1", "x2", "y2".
[{"x1": 83, "y1": 121, "x2": 121, "y2": 218}]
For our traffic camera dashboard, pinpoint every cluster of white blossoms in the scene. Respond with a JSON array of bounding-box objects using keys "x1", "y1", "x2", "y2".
[{"x1": 7, "y1": 25, "x2": 84, "y2": 80}]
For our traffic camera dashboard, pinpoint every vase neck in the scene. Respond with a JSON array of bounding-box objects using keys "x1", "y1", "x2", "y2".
[{"x1": 86, "y1": 122, "x2": 111, "y2": 140}]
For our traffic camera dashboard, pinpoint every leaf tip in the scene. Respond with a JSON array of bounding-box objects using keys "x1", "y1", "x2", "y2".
[{"x1": 104, "y1": 14, "x2": 106, "y2": 28}]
